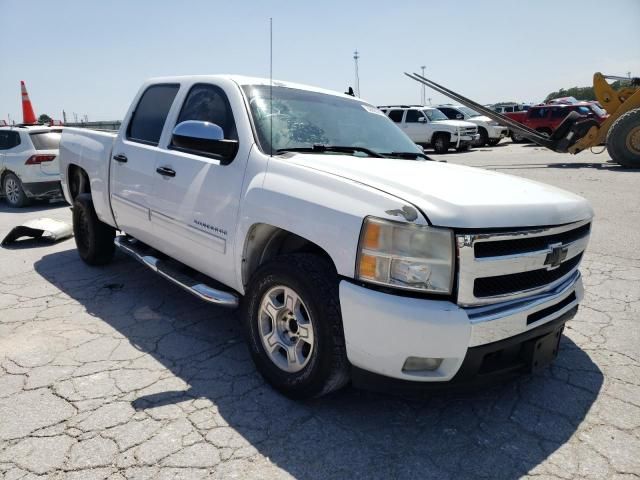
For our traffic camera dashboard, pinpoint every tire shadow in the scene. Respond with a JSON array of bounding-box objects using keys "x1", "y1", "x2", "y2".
[{"x1": 34, "y1": 249, "x2": 603, "y2": 480}]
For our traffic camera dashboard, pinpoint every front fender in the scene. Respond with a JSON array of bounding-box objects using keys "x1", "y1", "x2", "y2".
[{"x1": 235, "y1": 155, "x2": 428, "y2": 292}]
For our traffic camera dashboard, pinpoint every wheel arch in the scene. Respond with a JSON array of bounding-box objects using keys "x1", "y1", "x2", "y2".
[
  {"x1": 67, "y1": 163, "x2": 91, "y2": 201},
  {"x1": 241, "y1": 223, "x2": 336, "y2": 288}
]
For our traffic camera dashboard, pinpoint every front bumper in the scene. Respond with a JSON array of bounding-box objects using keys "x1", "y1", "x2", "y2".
[
  {"x1": 487, "y1": 125, "x2": 509, "y2": 139},
  {"x1": 339, "y1": 271, "x2": 583, "y2": 383},
  {"x1": 450, "y1": 133, "x2": 480, "y2": 146}
]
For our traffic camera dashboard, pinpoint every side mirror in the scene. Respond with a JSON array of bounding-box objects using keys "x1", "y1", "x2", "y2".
[
  {"x1": 170, "y1": 120, "x2": 238, "y2": 163},
  {"x1": 455, "y1": 114, "x2": 464, "y2": 120},
  {"x1": 417, "y1": 117, "x2": 427, "y2": 123}
]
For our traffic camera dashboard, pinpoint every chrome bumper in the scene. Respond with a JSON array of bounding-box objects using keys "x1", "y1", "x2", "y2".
[{"x1": 466, "y1": 271, "x2": 582, "y2": 346}]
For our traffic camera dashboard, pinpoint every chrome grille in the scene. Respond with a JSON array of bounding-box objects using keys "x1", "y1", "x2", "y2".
[{"x1": 456, "y1": 220, "x2": 590, "y2": 307}]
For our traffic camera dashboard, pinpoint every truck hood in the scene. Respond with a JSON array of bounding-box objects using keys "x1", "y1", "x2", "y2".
[
  {"x1": 467, "y1": 115, "x2": 492, "y2": 124},
  {"x1": 285, "y1": 154, "x2": 593, "y2": 228},
  {"x1": 432, "y1": 119, "x2": 477, "y2": 129}
]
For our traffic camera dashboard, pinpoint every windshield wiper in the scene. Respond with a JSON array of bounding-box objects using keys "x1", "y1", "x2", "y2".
[
  {"x1": 380, "y1": 151, "x2": 431, "y2": 161},
  {"x1": 276, "y1": 144, "x2": 384, "y2": 158}
]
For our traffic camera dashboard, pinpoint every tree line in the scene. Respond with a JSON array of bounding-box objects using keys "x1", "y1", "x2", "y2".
[{"x1": 545, "y1": 81, "x2": 622, "y2": 102}]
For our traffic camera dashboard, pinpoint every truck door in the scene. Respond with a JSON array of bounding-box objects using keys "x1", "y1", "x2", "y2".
[
  {"x1": 403, "y1": 109, "x2": 429, "y2": 143},
  {"x1": 110, "y1": 84, "x2": 180, "y2": 244},
  {"x1": 149, "y1": 81, "x2": 249, "y2": 288}
]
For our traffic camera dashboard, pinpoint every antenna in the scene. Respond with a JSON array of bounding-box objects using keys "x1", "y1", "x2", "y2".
[
  {"x1": 270, "y1": 17, "x2": 273, "y2": 157},
  {"x1": 420, "y1": 66, "x2": 426, "y2": 104},
  {"x1": 353, "y1": 50, "x2": 360, "y2": 97}
]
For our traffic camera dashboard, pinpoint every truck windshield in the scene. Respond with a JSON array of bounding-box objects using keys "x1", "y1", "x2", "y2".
[
  {"x1": 242, "y1": 85, "x2": 421, "y2": 157},
  {"x1": 425, "y1": 109, "x2": 449, "y2": 121}
]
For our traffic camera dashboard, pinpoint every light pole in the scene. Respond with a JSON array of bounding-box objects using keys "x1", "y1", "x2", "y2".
[
  {"x1": 420, "y1": 65, "x2": 426, "y2": 104},
  {"x1": 353, "y1": 50, "x2": 360, "y2": 97}
]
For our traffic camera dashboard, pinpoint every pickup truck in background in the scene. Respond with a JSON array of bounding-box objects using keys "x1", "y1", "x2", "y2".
[
  {"x1": 507, "y1": 102, "x2": 609, "y2": 142},
  {"x1": 378, "y1": 105, "x2": 479, "y2": 153},
  {"x1": 58, "y1": 75, "x2": 593, "y2": 398},
  {"x1": 435, "y1": 104, "x2": 509, "y2": 146}
]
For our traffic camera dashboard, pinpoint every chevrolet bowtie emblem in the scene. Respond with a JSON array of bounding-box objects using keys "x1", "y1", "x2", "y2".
[{"x1": 544, "y1": 243, "x2": 569, "y2": 270}]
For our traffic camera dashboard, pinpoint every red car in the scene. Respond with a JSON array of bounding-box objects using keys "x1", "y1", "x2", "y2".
[{"x1": 508, "y1": 102, "x2": 608, "y2": 142}]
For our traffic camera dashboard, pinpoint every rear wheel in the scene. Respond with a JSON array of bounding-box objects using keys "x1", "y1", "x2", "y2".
[
  {"x1": 3, "y1": 173, "x2": 30, "y2": 208},
  {"x1": 432, "y1": 133, "x2": 449, "y2": 154},
  {"x1": 607, "y1": 108, "x2": 640, "y2": 168},
  {"x1": 72, "y1": 193, "x2": 116, "y2": 265},
  {"x1": 242, "y1": 253, "x2": 349, "y2": 399}
]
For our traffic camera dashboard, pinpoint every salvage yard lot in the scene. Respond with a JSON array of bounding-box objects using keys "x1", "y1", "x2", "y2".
[{"x1": 1, "y1": 143, "x2": 639, "y2": 480}]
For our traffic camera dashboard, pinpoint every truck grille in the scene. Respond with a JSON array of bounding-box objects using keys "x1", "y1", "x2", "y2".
[
  {"x1": 463, "y1": 127, "x2": 477, "y2": 135},
  {"x1": 456, "y1": 220, "x2": 590, "y2": 306}
]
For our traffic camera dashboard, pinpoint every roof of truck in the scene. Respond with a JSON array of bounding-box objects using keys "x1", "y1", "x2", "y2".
[{"x1": 143, "y1": 75, "x2": 362, "y2": 102}]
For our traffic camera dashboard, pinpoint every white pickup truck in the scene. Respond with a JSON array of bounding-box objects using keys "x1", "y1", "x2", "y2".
[
  {"x1": 59, "y1": 75, "x2": 593, "y2": 398},
  {"x1": 378, "y1": 105, "x2": 479, "y2": 153}
]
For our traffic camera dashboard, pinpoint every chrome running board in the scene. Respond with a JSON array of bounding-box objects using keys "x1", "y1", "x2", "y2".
[{"x1": 114, "y1": 236, "x2": 239, "y2": 308}]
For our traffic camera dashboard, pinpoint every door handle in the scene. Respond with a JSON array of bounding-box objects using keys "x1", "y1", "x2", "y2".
[
  {"x1": 113, "y1": 154, "x2": 128, "y2": 163},
  {"x1": 156, "y1": 166, "x2": 176, "y2": 177}
]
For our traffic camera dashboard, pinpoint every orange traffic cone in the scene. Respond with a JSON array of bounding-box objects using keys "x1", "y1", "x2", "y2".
[{"x1": 21, "y1": 81, "x2": 37, "y2": 124}]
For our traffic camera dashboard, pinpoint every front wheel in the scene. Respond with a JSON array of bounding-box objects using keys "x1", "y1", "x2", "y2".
[
  {"x1": 456, "y1": 144, "x2": 470, "y2": 152},
  {"x1": 72, "y1": 193, "x2": 116, "y2": 265},
  {"x1": 488, "y1": 138, "x2": 501, "y2": 146},
  {"x1": 242, "y1": 253, "x2": 349, "y2": 399},
  {"x1": 432, "y1": 134, "x2": 449, "y2": 154},
  {"x1": 607, "y1": 107, "x2": 640, "y2": 168},
  {"x1": 476, "y1": 128, "x2": 489, "y2": 146}
]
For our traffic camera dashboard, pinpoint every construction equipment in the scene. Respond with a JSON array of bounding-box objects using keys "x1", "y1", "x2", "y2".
[{"x1": 405, "y1": 72, "x2": 640, "y2": 168}]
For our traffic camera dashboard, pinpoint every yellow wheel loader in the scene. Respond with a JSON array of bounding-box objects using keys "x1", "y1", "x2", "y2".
[{"x1": 406, "y1": 72, "x2": 640, "y2": 168}]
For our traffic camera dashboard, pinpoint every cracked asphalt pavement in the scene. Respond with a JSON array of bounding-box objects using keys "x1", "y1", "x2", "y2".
[{"x1": 0, "y1": 143, "x2": 639, "y2": 479}]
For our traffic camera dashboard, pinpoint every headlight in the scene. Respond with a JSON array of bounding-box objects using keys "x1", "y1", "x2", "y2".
[{"x1": 356, "y1": 217, "x2": 454, "y2": 294}]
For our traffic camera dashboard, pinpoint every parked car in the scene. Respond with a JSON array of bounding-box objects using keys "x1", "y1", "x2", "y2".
[
  {"x1": 379, "y1": 105, "x2": 479, "y2": 153},
  {"x1": 509, "y1": 102, "x2": 609, "y2": 142},
  {"x1": 435, "y1": 105, "x2": 509, "y2": 146},
  {"x1": 491, "y1": 103, "x2": 532, "y2": 114},
  {"x1": 58, "y1": 75, "x2": 592, "y2": 398},
  {"x1": 0, "y1": 125, "x2": 62, "y2": 207}
]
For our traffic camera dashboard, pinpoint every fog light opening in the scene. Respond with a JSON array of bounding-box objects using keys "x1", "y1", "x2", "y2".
[{"x1": 402, "y1": 356, "x2": 443, "y2": 373}]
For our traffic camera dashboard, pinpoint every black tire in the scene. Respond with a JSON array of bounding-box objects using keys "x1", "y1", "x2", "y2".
[
  {"x1": 432, "y1": 133, "x2": 449, "y2": 154},
  {"x1": 511, "y1": 131, "x2": 525, "y2": 143},
  {"x1": 477, "y1": 128, "x2": 489, "y2": 146},
  {"x1": 456, "y1": 144, "x2": 470, "y2": 152},
  {"x1": 241, "y1": 253, "x2": 349, "y2": 399},
  {"x1": 488, "y1": 138, "x2": 501, "y2": 146},
  {"x1": 606, "y1": 108, "x2": 640, "y2": 168},
  {"x1": 72, "y1": 193, "x2": 115, "y2": 265},
  {"x1": 2, "y1": 173, "x2": 30, "y2": 208}
]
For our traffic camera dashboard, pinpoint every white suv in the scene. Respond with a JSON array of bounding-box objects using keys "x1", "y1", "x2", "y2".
[
  {"x1": 435, "y1": 105, "x2": 509, "y2": 146},
  {"x1": 0, "y1": 126, "x2": 62, "y2": 207},
  {"x1": 380, "y1": 105, "x2": 479, "y2": 153}
]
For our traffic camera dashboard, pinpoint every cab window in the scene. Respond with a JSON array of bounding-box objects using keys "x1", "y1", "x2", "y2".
[
  {"x1": 387, "y1": 110, "x2": 404, "y2": 123},
  {"x1": 176, "y1": 84, "x2": 238, "y2": 140},
  {"x1": 127, "y1": 84, "x2": 180, "y2": 146},
  {"x1": 405, "y1": 110, "x2": 425, "y2": 123}
]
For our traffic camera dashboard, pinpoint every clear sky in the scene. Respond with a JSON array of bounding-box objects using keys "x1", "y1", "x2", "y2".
[{"x1": 1, "y1": 0, "x2": 639, "y2": 122}]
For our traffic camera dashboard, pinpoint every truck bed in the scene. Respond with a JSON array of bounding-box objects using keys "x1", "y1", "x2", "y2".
[{"x1": 58, "y1": 127, "x2": 117, "y2": 226}]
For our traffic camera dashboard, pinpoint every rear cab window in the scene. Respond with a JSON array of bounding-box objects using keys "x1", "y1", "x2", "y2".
[
  {"x1": 127, "y1": 84, "x2": 180, "y2": 146},
  {"x1": 30, "y1": 130, "x2": 62, "y2": 150}
]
